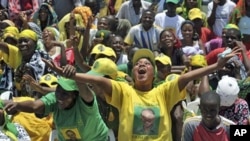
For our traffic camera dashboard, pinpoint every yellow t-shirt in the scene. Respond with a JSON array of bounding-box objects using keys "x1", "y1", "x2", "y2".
[
  {"x1": 105, "y1": 78, "x2": 185, "y2": 141},
  {"x1": 12, "y1": 97, "x2": 53, "y2": 141}
]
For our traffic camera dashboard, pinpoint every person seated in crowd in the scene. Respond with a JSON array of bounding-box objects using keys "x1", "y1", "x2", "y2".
[
  {"x1": 31, "y1": 2, "x2": 58, "y2": 31},
  {"x1": 155, "y1": 0, "x2": 185, "y2": 39},
  {"x1": 0, "y1": 29, "x2": 56, "y2": 96},
  {"x1": 181, "y1": 91, "x2": 235, "y2": 141},
  {"x1": 180, "y1": 20, "x2": 205, "y2": 56},
  {"x1": 4, "y1": 76, "x2": 109, "y2": 141},
  {"x1": 124, "y1": 9, "x2": 162, "y2": 52},
  {"x1": 216, "y1": 75, "x2": 250, "y2": 125}
]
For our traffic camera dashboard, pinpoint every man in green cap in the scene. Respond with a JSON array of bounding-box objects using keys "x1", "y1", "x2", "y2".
[{"x1": 4, "y1": 76, "x2": 109, "y2": 141}]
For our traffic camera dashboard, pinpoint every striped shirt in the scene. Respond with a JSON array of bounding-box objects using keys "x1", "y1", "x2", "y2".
[{"x1": 124, "y1": 24, "x2": 163, "y2": 51}]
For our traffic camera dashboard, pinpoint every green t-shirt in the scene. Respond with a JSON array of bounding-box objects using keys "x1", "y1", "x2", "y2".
[{"x1": 41, "y1": 93, "x2": 108, "y2": 141}]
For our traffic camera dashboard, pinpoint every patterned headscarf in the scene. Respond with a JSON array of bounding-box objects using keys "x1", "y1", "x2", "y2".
[{"x1": 27, "y1": 22, "x2": 42, "y2": 40}]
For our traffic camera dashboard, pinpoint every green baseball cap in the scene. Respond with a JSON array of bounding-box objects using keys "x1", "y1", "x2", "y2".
[
  {"x1": 57, "y1": 77, "x2": 78, "y2": 91},
  {"x1": 166, "y1": 0, "x2": 179, "y2": 4}
]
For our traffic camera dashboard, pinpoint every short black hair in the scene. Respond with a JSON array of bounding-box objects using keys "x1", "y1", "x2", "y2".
[{"x1": 200, "y1": 91, "x2": 221, "y2": 106}]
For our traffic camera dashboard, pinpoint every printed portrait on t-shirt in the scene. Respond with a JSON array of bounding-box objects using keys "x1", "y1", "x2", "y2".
[
  {"x1": 60, "y1": 128, "x2": 81, "y2": 141},
  {"x1": 132, "y1": 106, "x2": 160, "y2": 136}
]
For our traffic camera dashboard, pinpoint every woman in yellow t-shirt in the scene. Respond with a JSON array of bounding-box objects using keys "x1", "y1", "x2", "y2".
[{"x1": 43, "y1": 48, "x2": 239, "y2": 141}]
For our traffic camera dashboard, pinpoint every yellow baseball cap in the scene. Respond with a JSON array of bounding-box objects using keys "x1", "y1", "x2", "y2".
[
  {"x1": 132, "y1": 49, "x2": 155, "y2": 67},
  {"x1": 155, "y1": 53, "x2": 172, "y2": 66},
  {"x1": 90, "y1": 44, "x2": 106, "y2": 55},
  {"x1": 188, "y1": 8, "x2": 203, "y2": 21},
  {"x1": 39, "y1": 74, "x2": 58, "y2": 88},
  {"x1": 190, "y1": 54, "x2": 207, "y2": 67},
  {"x1": 95, "y1": 46, "x2": 117, "y2": 59},
  {"x1": 87, "y1": 58, "x2": 118, "y2": 79}
]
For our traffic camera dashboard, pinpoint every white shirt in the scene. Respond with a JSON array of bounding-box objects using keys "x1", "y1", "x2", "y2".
[
  {"x1": 207, "y1": 0, "x2": 236, "y2": 36},
  {"x1": 154, "y1": 12, "x2": 185, "y2": 39},
  {"x1": 116, "y1": 0, "x2": 151, "y2": 26}
]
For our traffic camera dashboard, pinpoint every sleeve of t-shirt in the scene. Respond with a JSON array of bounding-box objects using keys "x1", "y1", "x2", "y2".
[
  {"x1": 124, "y1": 27, "x2": 134, "y2": 45},
  {"x1": 158, "y1": 78, "x2": 186, "y2": 111},
  {"x1": 40, "y1": 92, "x2": 57, "y2": 116},
  {"x1": 104, "y1": 80, "x2": 130, "y2": 110}
]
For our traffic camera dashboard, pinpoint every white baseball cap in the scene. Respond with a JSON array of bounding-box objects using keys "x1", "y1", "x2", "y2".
[{"x1": 216, "y1": 75, "x2": 239, "y2": 107}]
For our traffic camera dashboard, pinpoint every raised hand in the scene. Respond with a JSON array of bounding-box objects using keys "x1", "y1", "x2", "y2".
[
  {"x1": 61, "y1": 65, "x2": 76, "y2": 78},
  {"x1": 217, "y1": 46, "x2": 242, "y2": 68},
  {"x1": 22, "y1": 74, "x2": 42, "y2": 93},
  {"x1": 42, "y1": 58, "x2": 63, "y2": 76},
  {"x1": 42, "y1": 59, "x2": 76, "y2": 78}
]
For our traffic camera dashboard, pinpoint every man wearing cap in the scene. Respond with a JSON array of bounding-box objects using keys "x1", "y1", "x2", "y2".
[
  {"x1": 188, "y1": 8, "x2": 216, "y2": 45},
  {"x1": 4, "y1": 76, "x2": 109, "y2": 141},
  {"x1": 155, "y1": 0, "x2": 185, "y2": 39},
  {"x1": 42, "y1": 47, "x2": 240, "y2": 141},
  {"x1": 207, "y1": 0, "x2": 236, "y2": 37}
]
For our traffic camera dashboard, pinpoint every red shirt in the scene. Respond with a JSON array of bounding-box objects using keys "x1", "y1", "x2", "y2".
[
  {"x1": 193, "y1": 123, "x2": 230, "y2": 141},
  {"x1": 206, "y1": 48, "x2": 225, "y2": 65}
]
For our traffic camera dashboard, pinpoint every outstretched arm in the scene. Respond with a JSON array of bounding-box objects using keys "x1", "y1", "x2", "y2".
[
  {"x1": 4, "y1": 100, "x2": 45, "y2": 115},
  {"x1": 42, "y1": 59, "x2": 113, "y2": 97}
]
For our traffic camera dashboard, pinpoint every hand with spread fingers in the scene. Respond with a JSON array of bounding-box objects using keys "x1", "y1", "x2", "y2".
[
  {"x1": 22, "y1": 74, "x2": 42, "y2": 93},
  {"x1": 42, "y1": 58, "x2": 76, "y2": 78},
  {"x1": 217, "y1": 46, "x2": 242, "y2": 68}
]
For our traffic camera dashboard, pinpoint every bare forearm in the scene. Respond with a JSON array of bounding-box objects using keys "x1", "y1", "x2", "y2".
[
  {"x1": 9, "y1": 100, "x2": 44, "y2": 114},
  {"x1": 72, "y1": 73, "x2": 112, "y2": 96},
  {"x1": 77, "y1": 82, "x2": 94, "y2": 102},
  {"x1": 178, "y1": 63, "x2": 217, "y2": 90}
]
